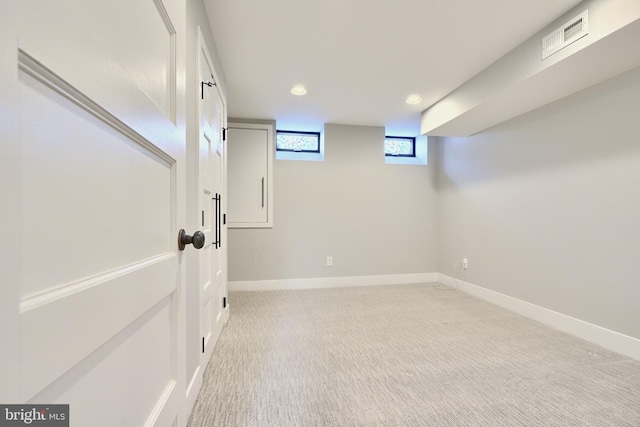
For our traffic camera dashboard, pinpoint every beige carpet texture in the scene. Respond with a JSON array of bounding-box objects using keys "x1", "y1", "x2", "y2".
[{"x1": 188, "y1": 283, "x2": 640, "y2": 426}]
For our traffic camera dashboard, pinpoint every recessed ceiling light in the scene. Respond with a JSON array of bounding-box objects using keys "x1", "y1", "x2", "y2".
[
  {"x1": 405, "y1": 94, "x2": 422, "y2": 104},
  {"x1": 291, "y1": 85, "x2": 307, "y2": 96}
]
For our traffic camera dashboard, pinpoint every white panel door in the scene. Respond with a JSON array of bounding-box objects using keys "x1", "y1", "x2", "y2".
[
  {"x1": 198, "y1": 41, "x2": 226, "y2": 364},
  {"x1": 15, "y1": 1, "x2": 188, "y2": 426}
]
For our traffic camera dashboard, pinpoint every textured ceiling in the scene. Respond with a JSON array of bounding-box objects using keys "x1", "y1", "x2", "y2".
[{"x1": 205, "y1": 0, "x2": 583, "y2": 135}]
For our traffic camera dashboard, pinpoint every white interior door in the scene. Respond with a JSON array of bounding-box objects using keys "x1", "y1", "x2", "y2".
[
  {"x1": 198, "y1": 39, "x2": 226, "y2": 364},
  {"x1": 15, "y1": 1, "x2": 188, "y2": 425}
]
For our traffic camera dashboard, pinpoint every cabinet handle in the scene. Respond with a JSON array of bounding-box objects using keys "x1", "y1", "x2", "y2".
[
  {"x1": 213, "y1": 194, "x2": 218, "y2": 249},
  {"x1": 217, "y1": 194, "x2": 222, "y2": 248},
  {"x1": 212, "y1": 193, "x2": 222, "y2": 249},
  {"x1": 261, "y1": 177, "x2": 264, "y2": 208}
]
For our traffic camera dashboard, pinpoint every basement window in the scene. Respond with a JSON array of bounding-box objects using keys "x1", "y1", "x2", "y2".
[
  {"x1": 384, "y1": 135, "x2": 427, "y2": 166},
  {"x1": 276, "y1": 131, "x2": 321, "y2": 153},
  {"x1": 384, "y1": 136, "x2": 415, "y2": 157}
]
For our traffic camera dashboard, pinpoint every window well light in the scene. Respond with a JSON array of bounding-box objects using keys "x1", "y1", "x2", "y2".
[
  {"x1": 291, "y1": 85, "x2": 307, "y2": 96},
  {"x1": 405, "y1": 94, "x2": 422, "y2": 104}
]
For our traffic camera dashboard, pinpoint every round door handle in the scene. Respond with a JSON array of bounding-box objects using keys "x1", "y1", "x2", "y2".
[{"x1": 178, "y1": 229, "x2": 205, "y2": 250}]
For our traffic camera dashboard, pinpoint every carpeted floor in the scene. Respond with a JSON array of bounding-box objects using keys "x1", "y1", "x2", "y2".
[{"x1": 188, "y1": 283, "x2": 640, "y2": 426}]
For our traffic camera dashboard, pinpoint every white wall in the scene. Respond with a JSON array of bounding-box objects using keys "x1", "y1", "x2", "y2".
[
  {"x1": 0, "y1": 0, "x2": 20, "y2": 402},
  {"x1": 437, "y1": 65, "x2": 640, "y2": 340},
  {"x1": 228, "y1": 123, "x2": 438, "y2": 282}
]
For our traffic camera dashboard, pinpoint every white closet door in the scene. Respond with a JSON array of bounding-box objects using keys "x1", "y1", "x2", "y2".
[{"x1": 197, "y1": 40, "x2": 226, "y2": 364}]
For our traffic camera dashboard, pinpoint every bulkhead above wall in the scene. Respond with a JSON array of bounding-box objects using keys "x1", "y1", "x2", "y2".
[{"x1": 422, "y1": 0, "x2": 640, "y2": 137}]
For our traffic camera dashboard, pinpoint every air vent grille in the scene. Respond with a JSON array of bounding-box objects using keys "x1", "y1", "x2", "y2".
[
  {"x1": 564, "y1": 18, "x2": 584, "y2": 41},
  {"x1": 542, "y1": 10, "x2": 589, "y2": 60}
]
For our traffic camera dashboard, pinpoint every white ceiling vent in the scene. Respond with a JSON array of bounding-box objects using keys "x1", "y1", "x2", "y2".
[{"x1": 542, "y1": 10, "x2": 589, "y2": 60}]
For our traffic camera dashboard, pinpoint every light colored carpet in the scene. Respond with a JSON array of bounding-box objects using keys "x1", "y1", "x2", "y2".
[{"x1": 188, "y1": 283, "x2": 640, "y2": 426}]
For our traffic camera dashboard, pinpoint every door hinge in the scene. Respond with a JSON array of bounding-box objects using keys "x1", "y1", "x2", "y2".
[
  {"x1": 201, "y1": 81, "x2": 215, "y2": 99},
  {"x1": 202, "y1": 337, "x2": 205, "y2": 353},
  {"x1": 222, "y1": 127, "x2": 227, "y2": 141},
  {"x1": 223, "y1": 297, "x2": 227, "y2": 309}
]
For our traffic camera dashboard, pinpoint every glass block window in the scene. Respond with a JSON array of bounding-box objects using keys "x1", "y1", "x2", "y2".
[
  {"x1": 276, "y1": 131, "x2": 320, "y2": 153},
  {"x1": 385, "y1": 136, "x2": 415, "y2": 157}
]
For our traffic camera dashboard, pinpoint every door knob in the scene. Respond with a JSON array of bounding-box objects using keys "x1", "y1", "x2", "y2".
[{"x1": 178, "y1": 229, "x2": 205, "y2": 250}]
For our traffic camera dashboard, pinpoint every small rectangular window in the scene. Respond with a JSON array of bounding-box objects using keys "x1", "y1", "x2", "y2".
[
  {"x1": 276, "y1": 131, "x2": 320, "y2": 153},
  {"x1": 385, "y1": 136, "x2": 415, "y2": 157}
]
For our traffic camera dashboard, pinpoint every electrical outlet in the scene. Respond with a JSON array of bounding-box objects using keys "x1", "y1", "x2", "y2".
[
  {"x1": 462, "y1": 258, "x2": 468, "y2": 270},
  {"x1": 326, "y1": 256, "x2": 333, "y2": 267}
]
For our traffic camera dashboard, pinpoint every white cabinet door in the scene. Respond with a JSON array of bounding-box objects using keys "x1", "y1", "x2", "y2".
[
  {"x1": 227, "y1": 123, "x2": 273, "y2": 228},
  {"x1": 197, "y1": 37, "x2": 226, "y2": 366},
  {"x1": 13, "y1": 1, "x2": 188, "y2": 425}
]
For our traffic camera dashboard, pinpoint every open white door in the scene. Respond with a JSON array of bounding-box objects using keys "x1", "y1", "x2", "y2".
[
  {"x1": 197, "y1": 31, "x2": 227, "y2": 365},
  {"x1": 13, "y1": 1, "x2": 189, "y2": 425}
]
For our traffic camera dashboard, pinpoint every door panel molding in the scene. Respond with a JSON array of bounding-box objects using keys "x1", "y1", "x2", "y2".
[
  {"x1": 28, "y1": 296, "x2": 178, "y2": 427},
  {"x1": 19, "y1": 58, "x2": 177, "y2": 297},
  {"x1": 152, "y1": 0, "x2": 178, "y2": 122},
  {"x1": 19, "y1": 51, "x2": 176, "y2": 166},
  {"x1": 21, "y1": 255, "x2": 176, "y2": 400},
  {"x1": 19, "y1": 0, "x2": 182, "y2": 147},
  {"x1": 20, "y1": 253, "x2": 174, "y2": 313},
  {"x1": 146, "y1": 379, "x2": 178, "y2": 427}
]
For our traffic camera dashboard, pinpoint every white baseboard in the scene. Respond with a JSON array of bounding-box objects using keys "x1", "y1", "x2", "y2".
[
  {"x1": 438, "y1": 274, "x2": 640, "y2": 362},
  {"x1": 229, "y1": 272, "x2": 438, "y2": 292}
]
